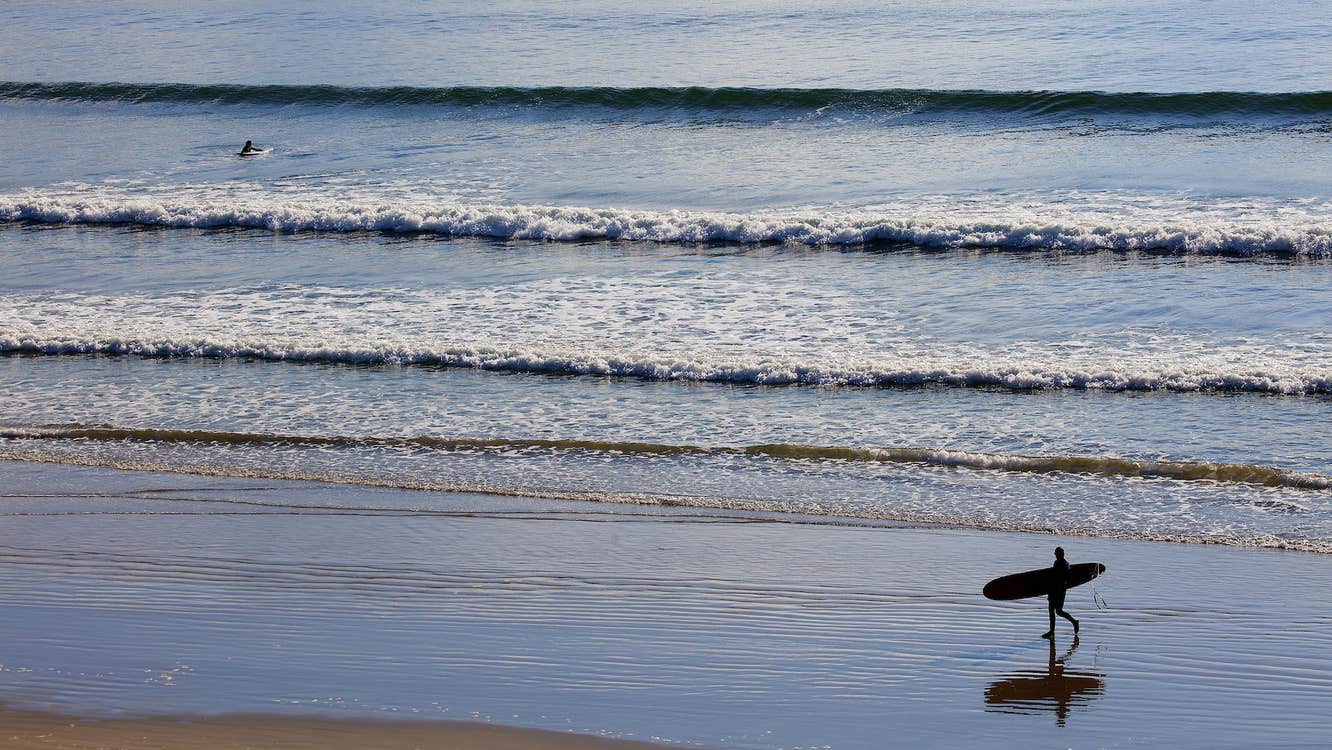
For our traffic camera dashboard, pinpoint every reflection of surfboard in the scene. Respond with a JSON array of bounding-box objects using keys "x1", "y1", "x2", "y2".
[
  {"x1": 985, "y1": 669, "x2": 1104, "y2": 725},
  {"x1": 985, "y1": 638, "x2": 1102, "y2": 725},
  {"x1": 983, "y1": 563, "x2": 1106, "y2": 600},
  {"x1": 985, "y1": 671, "x2": 1105, "y2": 706},
  {"x1": 238, "y1": 148, "x2": 271, "y2": 157}
]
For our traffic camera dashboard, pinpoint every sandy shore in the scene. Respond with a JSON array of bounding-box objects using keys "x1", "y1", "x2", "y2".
[
  {"x1": 1, "y1": 460, "x2": 1329, "y2": 748},
  {"x1": 0, "y1": 710, "x2": 667, "y2": 750}
]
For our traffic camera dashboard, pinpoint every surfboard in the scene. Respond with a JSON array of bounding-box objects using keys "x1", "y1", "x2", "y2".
[
  {"x1": 983, "y1": 562, "x2": 1106, "y2": 601},
  {"x1": 237, "y1": 148, "x2": 271, "y2": 156}
]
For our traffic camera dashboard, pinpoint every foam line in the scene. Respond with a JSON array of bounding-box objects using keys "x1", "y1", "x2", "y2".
[
  {"x1": 2, "y1": 334, "x2": 1329, "y2": 395},
  {"x1": 4, "y1": 425, "x2": 1329, "y2": 491},
  {"x1": 4, "y1": 194, "x2": 1330, "y2": 255}
]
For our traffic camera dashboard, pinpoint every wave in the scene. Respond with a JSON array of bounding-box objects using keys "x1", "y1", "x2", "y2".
[
  {"x1": 3, "y1": 425, "x2": 1330, "y2": 492},
  {"x1": 4, "y1": 81, "x2": 1332, "y2": 120},
  {"x1": 3, "y1": 334, "x2": 1329, "y2": 395},
  {"x1": 5, "y1": 194, "x2": 1331, "y2": 255}
]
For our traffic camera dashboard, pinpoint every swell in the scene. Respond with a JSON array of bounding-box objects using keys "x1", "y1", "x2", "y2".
[
  {"x1": 3, "y1": 335, "x2": 1329, "y2": 395},
  {"x1": 4, "y1": 425, "x2": 1330, "y2": 492},
  {"x1": 4, "y1": 195, "x2": 1331, "y2": 255},
  {"x1": 4, "y1": 81, "x2": 1332, "y2": 119}
]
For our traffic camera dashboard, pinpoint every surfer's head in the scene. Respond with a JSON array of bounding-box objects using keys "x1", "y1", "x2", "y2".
[
  {"x1": 1055, "y1": 546, "x2": 1065, "y2": 559},
  {"x1": 244, "y1": 140, "x2": 253, "y2": 149}
]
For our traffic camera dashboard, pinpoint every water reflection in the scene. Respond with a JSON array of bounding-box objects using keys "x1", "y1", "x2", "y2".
[{"x1": 985, "y1": 637, "x2": 1105, "y2": 725}]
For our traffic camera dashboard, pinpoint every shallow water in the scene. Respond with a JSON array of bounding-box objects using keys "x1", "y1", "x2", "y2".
[{"x1": 1, "y1": 463, "x2": 1329, "y2": 748}]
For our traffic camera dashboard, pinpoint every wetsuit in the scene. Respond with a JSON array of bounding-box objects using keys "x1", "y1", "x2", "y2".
[{"x1": 1047, "y1": 558, "x2": 1079, "y2": 634}]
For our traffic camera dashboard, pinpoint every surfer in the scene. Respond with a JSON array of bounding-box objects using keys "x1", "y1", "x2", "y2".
[
  {"x1": 1042, "y1": 547, "x2": 1080, "y2": 639},
  {"x1": 239, "y1": 140, "x2": 261, "y2": 155}
]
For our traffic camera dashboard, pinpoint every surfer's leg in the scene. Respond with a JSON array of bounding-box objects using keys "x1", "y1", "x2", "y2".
[
  {"x1": 1047, "y1": 591, "x2": 1070, "y2": 636},
  {"x1": 1057, "y1": 607, "x2": 1080, "y2": 633},
  {"x1": 1043, "y1": 600, "x2": 1055, "y2": 638}
]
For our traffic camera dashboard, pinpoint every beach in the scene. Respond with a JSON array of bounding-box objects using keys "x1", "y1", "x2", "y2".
[
  {"x1": 0, "y1": 711, "x2": 668, "y2": 750},
  {"x1": 2, "y1": 460, "x2": 1329, "y2": 748},
  {"x1": 4, "y1": 0, "x2": 1332, "y2": 746}
]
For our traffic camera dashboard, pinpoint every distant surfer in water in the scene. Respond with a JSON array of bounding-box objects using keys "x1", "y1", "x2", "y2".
[
  {"x1": 239, "y1": 140, "x2": 261, "y2": 155},
  {"x1": 1042, "y1": 547, "x2": 1080, "y2": 638}
]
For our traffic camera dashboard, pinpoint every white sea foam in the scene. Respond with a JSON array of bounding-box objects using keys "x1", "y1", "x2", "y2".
[
  {"x1": 4, "y1": 190, "x2": 1332, "y2": 254},
  {"x1": 2, "y1": 333, "x2": 1328, "y2": 394},
  {"x1": 3, "y1": 231, "x2": 1328, "y2": 401}
]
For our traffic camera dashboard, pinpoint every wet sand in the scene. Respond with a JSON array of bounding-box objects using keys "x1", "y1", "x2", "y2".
[
  {"x1": 1, "y1": 460, "x2": 1330, "y2": 748},
  {"x1": 0, "y1": 709, "x2": 667, "y2": 749}
]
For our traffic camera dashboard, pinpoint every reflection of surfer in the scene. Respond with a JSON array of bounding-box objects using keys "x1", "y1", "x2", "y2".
[
  {"x1": 1042, "y1": 547, "x2": 1080, "y2": 639},
  {"x1": 239, "y1": 140, "x2": 262, "y2": 155},
  {"x1": 984, "y1": 634, "x2": 1103, "y2": 725},
  {"x1": 1047, "y1": 636, "x2": 1080, "y2": 725}
]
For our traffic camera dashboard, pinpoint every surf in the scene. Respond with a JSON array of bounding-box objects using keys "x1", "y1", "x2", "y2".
[
  {"x1": 5, "y1": 193, "x2": 1331, "y2": 256},
  {"x1": 3, "y1": 334, "x2": 1328, "y2": 395}
]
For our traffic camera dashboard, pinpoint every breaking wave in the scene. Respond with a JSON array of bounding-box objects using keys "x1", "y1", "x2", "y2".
[
  {"x1": 5, "y1": 81, "x2": 1332, "y2": 121},
  {"x1": 3, "y1": 334, "x2": 1329, "y2": 394},
  {"x1": 4, "y1": 194, "x2": 1331, "y2": 255}
]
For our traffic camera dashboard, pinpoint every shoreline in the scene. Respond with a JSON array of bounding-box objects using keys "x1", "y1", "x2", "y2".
[
  {"x1": 2, "y1": 452, "x2": 1326, "y2": 555},
  {"x1": 1, "y1": 460, "x2": 1329, "y2": 748}
]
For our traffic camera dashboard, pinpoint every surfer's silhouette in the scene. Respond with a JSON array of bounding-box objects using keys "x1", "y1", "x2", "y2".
[
  {"x1": 1042, "y1": 547, "x2": 1080, "y2": 638},
  {"x1": 239, "y1": 140, "x2": 261, "y2": 155}
]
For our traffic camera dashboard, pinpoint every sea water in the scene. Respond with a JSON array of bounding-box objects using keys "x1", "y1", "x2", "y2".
[{"x1": 3, "y1": 0, "x2": 1331, "y2": 552}]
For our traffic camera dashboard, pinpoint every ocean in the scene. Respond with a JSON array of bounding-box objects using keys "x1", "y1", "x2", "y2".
[
  {"x1": 2, "y1": 0, "x2": 1330, "y2": 555},
  {"x1": 3, "y1": 2, "x2": 1332, "y2": 746}
]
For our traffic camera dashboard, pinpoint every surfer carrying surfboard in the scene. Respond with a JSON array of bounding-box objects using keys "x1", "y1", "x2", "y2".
[
  {"x1": 1043, "y1": 547, "x2": 1080, "y2": 639},
  {"x1": 983, "y1": 552, "x2": 1103, "y2": 635}
]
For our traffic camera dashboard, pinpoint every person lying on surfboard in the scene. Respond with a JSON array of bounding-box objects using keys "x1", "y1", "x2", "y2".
[
  {"x1": 239, "y1": 140, "x2": 262, "y2": 155},
  {"x1": 1043, "y1": 547, "x2": 1080, "y2": 639}
]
